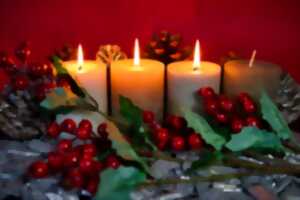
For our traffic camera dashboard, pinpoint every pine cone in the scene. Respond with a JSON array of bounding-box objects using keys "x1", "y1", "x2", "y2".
[
  {"x1": 96, "y1": 44, "x2": 127, "y2": 65},
  {"x1": 145, "y1": 30, "x2": 191, "y2": 65},
  {"x1": 276, "y1": 73, "x2": 300, "y2": 124}
]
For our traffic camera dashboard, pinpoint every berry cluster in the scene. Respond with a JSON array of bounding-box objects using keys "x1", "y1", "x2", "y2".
[
  {"x1": 0, "y1": 42, "x2": 71, "y2": 100},
  {"x1": 28, "y1": 118, "x2": 121, "y2": 195},
  {"x1": 143, "y1": 111, "x2": 204, "y2": 151},
  {"x1": 197, "y1": 87, "x2": 263, "y2": 133}
]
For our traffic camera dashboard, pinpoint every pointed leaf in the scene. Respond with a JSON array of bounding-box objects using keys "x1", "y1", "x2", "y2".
[
  {"x1": 260, "y1": 92, "x2": 292, "y2": 140},
  {"x1": 119, "y1": 96, "x2": 142, "y2": 127},
  {"x1": 95, "y1": 166, "x2": 146, "y2": 200},
  {"x1": 226, "y1": 127, "x2": 284, "y2": 152},
  {"x1": 184, "y1": 110, "x2": 226, "y2": 150}
]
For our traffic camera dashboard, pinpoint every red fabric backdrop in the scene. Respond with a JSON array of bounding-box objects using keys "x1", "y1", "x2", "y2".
[{"x1": 0, "y1": 0, "x2": 300, "y2": 80}]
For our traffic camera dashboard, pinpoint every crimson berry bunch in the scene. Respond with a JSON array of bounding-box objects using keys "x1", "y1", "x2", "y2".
[
  {"x1": 29, "y1": 118, "x2": 121, "y2": 195},
  {"x1": 142, "y1": 110, "x2": 204, "y2": 151},
  {"x1": 197, "y1": 87, "x2": 263, "y2": 133}
]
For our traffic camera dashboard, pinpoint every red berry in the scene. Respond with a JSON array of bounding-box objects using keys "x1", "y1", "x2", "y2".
[
  {"x1": 82, "y1": 144, "x2": 97, "y2": 158},
  {"x1": 238, "y1": 92, "x2": 252, "y2": 103},
  {"x1": 105, "y1": 155, "x2": 121, "y2": 169},
  {"x1": 93, "y1": 161, "x2": 104, "y2": 173},
  {"x1": 79, "y1": 119, "x2": 93, "y2": 131},
  {"x1": 57, "y1": 139, "x2": 72, "y2": 152},
  {"x1": 79, "y1": 158, "x2": 94, "y2": 174},
  {"x1": 86, "y1": 177, "x2": 100, "y2": 195},
  {"x1": 47, "y1": 152, "x2": 64, "y2": 170},
  {"x1": 231, "y1": 118, "x2": 245, "y2": 133},
  {"x1": 64, "y1": 151, "x2": 81, "y2": 168},
  {"x1": 14, "y1": 75, "x2": 29, "y2": 90},
  {"x1": 76, "y1": 127, "x2": 91, "y2": 140},
  {"x1": 197, "y1": 87, "x2": 216, "y2": 99},
  {"x1": 219, "y1": 96, "x2": 234, "y2": 112},
  {"x1": 215, "y1": 112, "x2": 229, "y2": 124},
  {"x1": 57, "y1": 78, "x2": 71, "y2": 89},
  {"x1": 188, "y1": 133, "x2": 203, "y2": 150},
  {"x1": 205, "y1": 99, "x2": 219, "y2": 115},
  {"x1": 155, "y1": 128, "x2": 169, "y2": 143},
  {"x1": 166, "y1": 115, "x2": 186, "y2": 130},
  {"x1": 149, "y1": 121, "x2": 161, "y2": 132},
  {"x1": 143, "y1": 110, "x2": 155, "y2": 123},
  {"x1": 243, "y1": 100, "x2": 256, "y2": 114},
  {"x1": 46, "y1": 122, "x2": 61, "y2": 138},
  {"x1": 246, "y1": 116, "x2": 262, "y2": 128},
  {"x1": 97, "y1": 123, "x2": 107, "y2": 134},
  {"x1": 29, "y1": 161, "x2": 49, "y2": 178},
  {"x1": 61, "y1": 119, "x2": 76, "y2": 133},
  {"x1": 66, "y1": 168, "x2": 84, "y2": 188},
  {"x1": 171, "y1": 136, "x2": 185, "y2": 151}
]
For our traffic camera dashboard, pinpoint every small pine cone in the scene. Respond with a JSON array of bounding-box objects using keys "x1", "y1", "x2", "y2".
[{"x1": 96, "y1": 44, "x2": 127, "y2": 65}]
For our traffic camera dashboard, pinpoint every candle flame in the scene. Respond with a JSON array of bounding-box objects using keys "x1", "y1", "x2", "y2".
[
  {"x1": 249, "y1": 50, "x2": 257, "y2": 68},
  {"x1": 77, "y1": 44, "x2": 84, "y2": 72},
  {"x1": 193, "y1": 40, "x2": 201, "y2": 71},
  {"x1": 133, "y1": 38, "x2": 140, "y2": 66}
]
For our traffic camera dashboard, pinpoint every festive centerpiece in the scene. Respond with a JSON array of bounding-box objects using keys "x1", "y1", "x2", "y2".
[{"x1": 1, "y1": 32, "x2": 300, "y2": 200}]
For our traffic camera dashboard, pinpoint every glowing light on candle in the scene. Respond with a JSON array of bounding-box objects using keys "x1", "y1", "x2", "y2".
[
  {"x1": 249, "y1": 50, "x2": 257, "y2": 68},
  {"x1": 193, "y1": 40, "x2": 201, "y2": 71},
  {"x1": 77, "y1": 44, "x2": 84, "y2": 72},
  {"x1": 133, "y1": 38, "x2": 140, "y2": 66}
]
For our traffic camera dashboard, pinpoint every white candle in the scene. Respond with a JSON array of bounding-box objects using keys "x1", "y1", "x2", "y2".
[
  {"x1": 224, "y1": 56, "x2": 282, "y2": 100},
  {"x1": 111, "y1": 39, "x2": 164, "y2": 119},
  {"x1": 167, "y1": 40, "x2": 221, "y2": 115},
  {"x1": 57, "y1": 45, "x2": 107, "y2": 131}
]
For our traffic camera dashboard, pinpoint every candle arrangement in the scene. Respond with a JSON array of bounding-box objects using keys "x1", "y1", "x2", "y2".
[{"x1": 1, "y1": 35, "x2": 300, "y2": 200}]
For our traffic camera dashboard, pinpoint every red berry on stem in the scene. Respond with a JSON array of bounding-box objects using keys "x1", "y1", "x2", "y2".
[
  {"x1": 197, "y1": 87, "x2": 216, "y2": 99},
  {"x1": 171, "y1": 136, "x2": 185, "y2": 151},
  {"x1": 47, "y1": 122, "x2": 61, "y2": 138},
  {"x1": 79, "y1": 119, "x2": 93, "y2": 131},
  {"x1": 61, "y1": 119, "x2": 76, "y2": 133},
  {"x1": 97, "y1": 123, "x2": 107, "y2": 134},
  {"x1": 57, "y1": 139, "x2": 72, "y2": 152},
  {"x1": 246, "y1": 116, "x2": 262, "y2": 128},
  {"x1": 167, "y1": 115, "x2": 186, "y2": 130},
  {"x1": 105, "y1": 155, "x2": 121, "y2": 169},
  {"x1": 243, "y1": 100, "x2": 256, "y2": 114},
  {"x1": 66, "y1": 168, "x2": 84, "y2": 188},
  {"x1": 29, "y1": 161, "x2": 49, "y2": 178},
  {"x1": 143, "y1": 110, "x2": 155, "y2": 123},
  {"x1": 82, "y1": 143, "x2": 97, "y2": 158},
  {"x1": 14, "y1": 75, "x2": 29, "y2": 90},
  {"x1": 231, "y1": 118, "x2": 245, "y2": 133},
  {"x1": 219, "y1": 96, "x2": 234, "y2": 112},
  {"x1": 47, "y1": 152, "x2": 64, "y2": 170},
  {"x1": 155, "y1": 128, "x2": 169, "y2": 143},
  {"x1": 79, "y1": 158, "x2": 94, "y2": 174},
  {"x1": 238, "y1": 92, "x2": 252, "y2": 103},
  {"x1": 64, "y1": 151, "x2": 81, "y2": 168},
  {"x1": 205, "y1": 99, "x2": 219, "y2": 115},
  {"x1": 188, "y1": 133, "x2": 203, "y2": 150},
  {"x1": 76, "y1": 127, "x2": 91, "y2": 140},
  {"x1": 215, "y1": 112, "x2": 229, "y2": 124}
]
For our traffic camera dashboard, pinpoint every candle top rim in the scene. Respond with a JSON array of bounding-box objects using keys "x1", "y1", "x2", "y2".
[
  {"x1": 225, "y1": 59, "x2": 281, "y2": 68},
  {"x1": 111, "y1": 58, "x2": 165, "y2": 68},
  {"x1": 167, "y1": 60, "x2": 221, "y2": 74},
  {"x1": 62, "y1": 60, "x2": 106, "y2": 73}
]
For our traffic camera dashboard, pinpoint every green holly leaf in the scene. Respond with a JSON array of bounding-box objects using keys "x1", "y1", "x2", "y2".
[
  {"x1": 51, "y1": 56, "x2": 69, "y2": 74},
  {"x1": 119, "y1": 96, "x2": 143, "y2": 127},
  {"x1": 225, "y1": 127, "x2": 284, "y2": 152},
  {"x1": 184, "y1": 110, "x2": 226, "y2": 151},
  {"x1": 40, "y1": 87, "x2": 95, "y2": 113},
  {"x1": 260, "y1": 92, "x2": 292, "y2": 140},
  {"x1": 95, "y1": 166, "x2": 146, "y2": 200},
  {"x1": 107, "y1": 121, "x2": 150, "y2": 173},
  {"x1": 186, "y1": 151, "x2": 223, "y2": 174}
]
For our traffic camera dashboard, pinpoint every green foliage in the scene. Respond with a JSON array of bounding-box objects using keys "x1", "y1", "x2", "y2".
[
  {"x1": 186, "y1": 151, "x2": 223, "y2": 174},
  {"x1": 119, "y1": 96, "x2": 143, "y2": 127},
  {"x1": 184, "y1": 110, "x2": 226, "y2": 151},
  {"x1": 225, "y1": 127, "x2": 284, "y2": 152},
  {"x1": 107, "y1": 121, "x2": 150, "y2": 173},
  {"x1": 260, "y1": 92, "x2": 292, "y2": 140},
  {"x1": 95, "y1": 166, "x2": 146, "y2": 200}
]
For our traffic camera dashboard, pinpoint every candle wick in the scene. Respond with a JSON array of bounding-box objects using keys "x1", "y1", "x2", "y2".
[
  {"x1": 78, "y1": 65, "x2": 83, "y2": 72},
  {"x1": 249, "y1": 50, "x2": 257, "y2": 68}
]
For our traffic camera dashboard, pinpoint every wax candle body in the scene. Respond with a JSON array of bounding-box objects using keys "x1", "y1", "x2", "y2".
[
  {"x1": 223, "y1": 60, "x2": 282, "y2": 100},
  {"x1": 167, "y1": 61, "x2": 221, "y2": 115},
  {"x1": 111, "y1": 59, "x2": 164, "y2": 119},
  {"x1": 63, "y1": 60, "x2": 107, "y2": 113}
]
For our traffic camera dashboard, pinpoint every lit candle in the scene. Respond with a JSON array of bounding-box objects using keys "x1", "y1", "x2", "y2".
[
  {"x1": 167, "y1": 40, "x2": 221, "y2": 115},
  {"x1": 223, "y1": 50, "x2": 282, "y2": 100},
  {"x1": 56, "y1": 45, "x2": 107, "y2": 132},
  {"x1": 111, "y1": 39, "x2": 165, "y2": 119}
]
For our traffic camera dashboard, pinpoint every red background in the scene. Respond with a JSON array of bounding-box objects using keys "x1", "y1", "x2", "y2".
[{"x1": 0, "y1": 0, "x2": 299, "y2": 81}]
